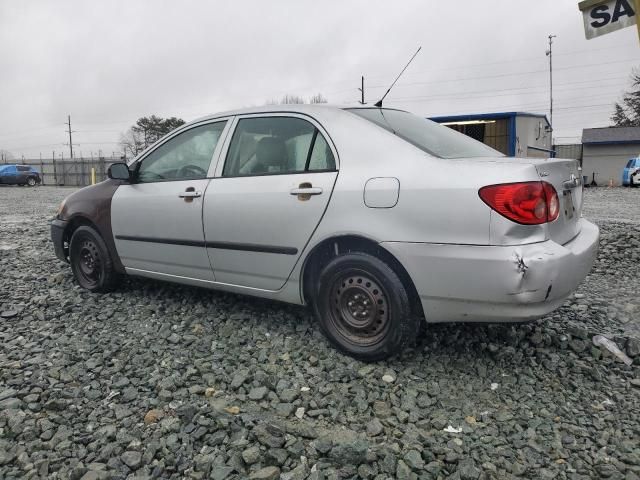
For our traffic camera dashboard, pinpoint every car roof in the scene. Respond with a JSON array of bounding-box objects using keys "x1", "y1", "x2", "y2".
[
  {"x1": 0, "y1": 164, "x2": 36, "y2": 169},
  {"x1": 189, "y1": 104, "x2": 407, "y2": 125}
]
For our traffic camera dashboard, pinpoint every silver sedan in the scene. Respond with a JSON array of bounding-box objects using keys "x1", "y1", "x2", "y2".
[{"x1": 51, "y1": 105, "x2": 599, "y2": 361}]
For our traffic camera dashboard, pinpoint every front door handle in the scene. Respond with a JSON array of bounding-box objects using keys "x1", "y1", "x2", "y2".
[{"x1": 179, "y1": 187, "x2": 202, "y2": 203}]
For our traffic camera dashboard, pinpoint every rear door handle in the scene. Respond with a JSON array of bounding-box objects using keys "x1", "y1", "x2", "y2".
[
  {"x1": 289, "y1": 187, "x2": 323, "y2": 196},
  {"x1": 179, "y1": 190, "x2": 202, "y2": 198}
]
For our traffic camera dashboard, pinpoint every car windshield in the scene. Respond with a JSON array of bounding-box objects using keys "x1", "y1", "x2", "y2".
[{"x1": 347, "y1": 108, "x2": 503, "y2": 159}]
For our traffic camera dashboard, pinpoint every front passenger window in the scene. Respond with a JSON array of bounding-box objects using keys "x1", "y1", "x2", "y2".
[{"x1": 137, "y1": 121, "x2": 226, "y2": 183}]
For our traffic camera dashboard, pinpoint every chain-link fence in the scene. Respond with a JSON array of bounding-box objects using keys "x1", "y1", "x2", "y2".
[{"x1": 2, "y1": 156, "x2": 121, "y2": 186}]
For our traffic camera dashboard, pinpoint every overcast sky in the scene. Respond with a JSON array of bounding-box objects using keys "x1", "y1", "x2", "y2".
[{"x1": 0, "y1": 0, "x2": 638, "y2": 159}]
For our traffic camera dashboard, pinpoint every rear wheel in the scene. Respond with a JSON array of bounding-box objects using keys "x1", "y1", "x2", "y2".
[
  {"x1": 69, "y1": 226, "x2": 119, "y2": 292},
  {"x1": 313, "y1": 252, "x2": 421, "y2": 361}
]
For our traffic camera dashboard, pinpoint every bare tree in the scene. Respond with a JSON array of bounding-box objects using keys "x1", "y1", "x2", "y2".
[
  {"x1": 120, "y1": 128, "x2": 145, "y2": 159},
  {"x1": 265, "y1": 93, "x2": 328, "y2": 105},
  {"x1": 310, "y1": 93, "x2": 328, "y2": 104},
  {"x1": 281, "y1": 94, "x2": 306, "y2": 104},
  {"x1": 0, "y1": 149, "x2": 14, "y2": 162}
]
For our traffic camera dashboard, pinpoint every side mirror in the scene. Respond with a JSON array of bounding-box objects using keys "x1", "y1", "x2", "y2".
[{"x1": 108, "y1": 162, "x2": 131, "y2": 181}]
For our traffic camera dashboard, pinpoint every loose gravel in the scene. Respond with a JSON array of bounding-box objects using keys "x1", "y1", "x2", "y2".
[{"x1": 0, "y1": 185, "x2": 639, "y2": 480}]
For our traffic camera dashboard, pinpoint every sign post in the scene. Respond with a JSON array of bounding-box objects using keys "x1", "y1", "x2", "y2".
[{"x1": 578, "y1": 0, "x2": 639, "y2": 40}]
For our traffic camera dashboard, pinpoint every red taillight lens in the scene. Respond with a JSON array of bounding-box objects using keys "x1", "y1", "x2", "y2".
[
  {"x1": 543, "y1": 182, "x2": 560, "y2": 222},
  {"x1": 479, "y1": 181, "x2": 559, "y2": 225}
]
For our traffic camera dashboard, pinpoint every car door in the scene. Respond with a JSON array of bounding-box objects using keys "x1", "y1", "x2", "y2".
[
  {"x1": 2, "y1": 166, "x2": 17, "y2": 184},
  {"x1": 203, "y1": 114, "x2": 338, "y2": 290},
  {"x1": 16, "y1": 166, "x2": 29, "y2": 184},
  {"x1": 111, "y1": 120, "x2": 230, "y2": 280},
  {"x1": 0, "y1": 165, "x2": 8, "y2": 183}
]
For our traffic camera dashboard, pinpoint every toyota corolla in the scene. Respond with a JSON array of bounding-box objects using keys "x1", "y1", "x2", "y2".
[{"x1": 51, "y1": 105, "x2": 599, "y2": 361}]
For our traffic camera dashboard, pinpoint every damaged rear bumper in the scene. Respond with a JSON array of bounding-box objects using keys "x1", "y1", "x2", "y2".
[{"x1": 381, "y1": 218, "x2": 600, "y2": 323}]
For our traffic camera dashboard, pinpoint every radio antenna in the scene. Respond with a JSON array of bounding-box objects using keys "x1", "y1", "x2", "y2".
[{"x1": 374, "y1": 46, "x2": 422, "y2": 108}]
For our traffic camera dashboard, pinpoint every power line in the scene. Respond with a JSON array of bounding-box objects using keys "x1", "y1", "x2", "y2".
[
  {"x1": 362, "y1": 57, "x2": 638, "y2": 91},
  {"x1": 389, "y1": 78, "x2": 629, "y2": 103},
  {"x1": 361, "y1": 42, "x2": 639, "y2": 81}
]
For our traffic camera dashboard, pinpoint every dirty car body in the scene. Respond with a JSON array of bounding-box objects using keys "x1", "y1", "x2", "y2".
[{"x1": 51, "y1": 105, "x2": 599, "y2": 360}]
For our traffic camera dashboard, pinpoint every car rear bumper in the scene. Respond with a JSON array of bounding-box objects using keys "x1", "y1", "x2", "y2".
[
  {"x1": 381, "y1": 218, "x2": 600, "y2": 323},
  {"x1": 51, "y1": 219, "x2": 69, "y2": 262}
]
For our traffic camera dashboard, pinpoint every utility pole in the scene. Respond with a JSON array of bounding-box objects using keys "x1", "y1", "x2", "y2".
[
  {"x1": 65, "y1": 115, "x2": 76, "y2": 159},
  {"x1": 358, "y1": 76, "x2": 365, "y2": 104},
  {"x1": 53, "y1": 150, "x2": 58, "y2": 185},
  {"x1": 546, "y1": 35, "x2": 556, "y2": 134}
]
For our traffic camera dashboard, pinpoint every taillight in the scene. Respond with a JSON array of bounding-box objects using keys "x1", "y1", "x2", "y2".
[
  {"x1": 543, "y1": 182, "x2": 559, "y2": 222},
  {"x1": 479, "y1": 181, "x2": 559, "y2": 225}
]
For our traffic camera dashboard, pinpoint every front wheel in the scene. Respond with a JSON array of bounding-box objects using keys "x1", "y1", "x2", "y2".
[
  {"x1": 69, "y1": 225, "x2": 119, "y2": 292},
  {"x1": 313, "y1": 252, "x2": 421, "y2": 361},
  {"x1": 27, "y1": 177, "x2": 37, "y2": 187}
]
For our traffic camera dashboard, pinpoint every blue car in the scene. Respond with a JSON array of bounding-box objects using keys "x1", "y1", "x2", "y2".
[
  {"x1": 622, "y1": 157, "x2": 640, "y2": 187},
  {"x1": 0, "y1": 164, "x2": 41, "y2": 186}
]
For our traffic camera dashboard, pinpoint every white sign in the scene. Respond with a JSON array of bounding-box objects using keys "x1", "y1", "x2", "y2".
[{"x1": 579, "y1": 0, "x2": 638, "y2": 39}]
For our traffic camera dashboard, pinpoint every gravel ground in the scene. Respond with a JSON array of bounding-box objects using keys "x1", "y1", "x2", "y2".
[{"x1": 0, "y1": 185, "x2": 639, "y2": 480}]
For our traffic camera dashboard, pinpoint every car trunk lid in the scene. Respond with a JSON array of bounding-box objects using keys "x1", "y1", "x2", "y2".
[
  {"x1": 535, "y1": 158, "x2": 583, "y2": 245},
  {"x1": 461, "y1": 156, "x2": 583, "y2": 245}
]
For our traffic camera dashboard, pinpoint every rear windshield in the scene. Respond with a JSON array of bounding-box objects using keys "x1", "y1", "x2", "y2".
[{"x1": 347, "y1": 108, "x2": 502, "y2": 159}]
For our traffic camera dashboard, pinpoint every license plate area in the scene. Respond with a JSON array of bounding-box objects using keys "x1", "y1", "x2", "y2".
[{"x1": 563, "y1": 191, "x2": 575, "y2": 219}]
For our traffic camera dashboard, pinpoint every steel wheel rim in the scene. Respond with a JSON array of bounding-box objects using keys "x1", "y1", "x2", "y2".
[
  {"x1": 27, "y1": 178, "x2": 36, "y2": 186},
  {"x1": 328, "y1": 270, "x2": 390, "y2": 347},
  {"x1": 75, "y1": 238, "x2": 102, "y2": 287}
]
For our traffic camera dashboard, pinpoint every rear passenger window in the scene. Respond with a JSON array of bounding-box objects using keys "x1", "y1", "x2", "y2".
[
  {"x1": 223, "y1": 117, "x2": 336, "y2": 177},
  {"x1": 308, "y1": 133, "x2": 335, "y2": 171},
  {"x1": 17, "y1": 166, "x2": 30, "y2": 172}
]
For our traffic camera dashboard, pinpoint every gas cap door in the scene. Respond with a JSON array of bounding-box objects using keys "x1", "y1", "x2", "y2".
[{"x1": 364, "y1": 177, "x2": 400, "y2": 208}]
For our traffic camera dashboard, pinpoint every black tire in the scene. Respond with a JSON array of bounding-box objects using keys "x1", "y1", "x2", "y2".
[
  {"x1": 26, "y1": 177, "x2": 37, "y2": 187},
  {"x1": 69, "y1": 225, "x2": 119, "y2": 292},
  {"x1": 312, "y1": 252, "x2": 421, "y2": 361}
]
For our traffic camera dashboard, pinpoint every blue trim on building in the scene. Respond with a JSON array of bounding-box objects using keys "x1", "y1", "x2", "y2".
[
  {"x1": 508, "y1": 115, "x2": 517, "y2": 157},
  {"x1": 429, "y1": 112, "x2": 552, "y2": 158},
  {"x1": 429, "y1": 111, "x2": 551, "y2": 126}
]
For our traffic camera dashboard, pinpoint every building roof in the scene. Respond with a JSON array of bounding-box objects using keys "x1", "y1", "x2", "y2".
[
  {"x1": 582, "y1": 126, "x2": 640, "y2": 145},
  {"x1": 430, "y1": 111, "x2": 550, "y2": 125}
]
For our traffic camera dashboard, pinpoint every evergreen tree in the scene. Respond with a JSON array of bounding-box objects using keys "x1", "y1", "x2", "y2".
[{"x1": 612, "y1": 70, "x2": 640, "y2": 127}]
